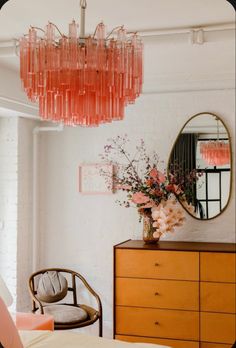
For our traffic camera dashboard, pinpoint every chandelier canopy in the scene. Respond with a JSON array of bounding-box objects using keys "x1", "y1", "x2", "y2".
[{"x1": 19, "y1": 0, "x2": 143, "y2": 126}]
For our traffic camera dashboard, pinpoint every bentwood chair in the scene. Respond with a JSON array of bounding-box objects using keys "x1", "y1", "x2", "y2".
[{"x1": 28, "y1": 268, "x2": 102, "y2": 336}]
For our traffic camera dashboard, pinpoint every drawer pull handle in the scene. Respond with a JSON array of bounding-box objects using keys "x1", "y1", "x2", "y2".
[
  {"x1": 155, "y1": 321, "x2": 159, "y2": 325},
  {"x1": 154, "y1": 263, "x2": 159, "y2": 266},
  {"x1": 154, "y1": 292, "x2": 159, "y2": 296}
]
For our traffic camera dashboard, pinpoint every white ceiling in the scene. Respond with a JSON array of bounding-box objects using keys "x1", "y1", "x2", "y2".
[{"x1": 0, "y1": 0, "x2": 234, "y2": 41}]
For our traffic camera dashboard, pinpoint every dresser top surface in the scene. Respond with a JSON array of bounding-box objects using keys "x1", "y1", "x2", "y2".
[{"x1": 115, "y1": 240, "x2": 236, "y2": 253}]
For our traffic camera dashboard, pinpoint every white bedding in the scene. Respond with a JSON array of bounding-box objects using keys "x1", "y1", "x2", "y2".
[{"x1": 19, "y1": 331, "x2": 170, "y2": 348}]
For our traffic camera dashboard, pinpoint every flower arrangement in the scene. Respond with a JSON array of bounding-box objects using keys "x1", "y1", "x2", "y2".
[{"x1": 100, "y1": 135, "x2": 200, "y2": 242}]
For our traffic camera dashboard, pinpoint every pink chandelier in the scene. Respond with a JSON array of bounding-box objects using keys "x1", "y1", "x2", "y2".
[
  {"x1": 19, "y1": 0, "x2": 143, "y2": 126},
  {"x1": 200, "y1": 118, "x2": 230, "y2": 166},
  {"x1": 200, "y1": 141, "x2": 230, "y2": 166}
]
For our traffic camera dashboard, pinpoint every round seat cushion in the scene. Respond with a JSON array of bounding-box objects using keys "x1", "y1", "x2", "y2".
[{"x1": 39, "y1": 305, "x2": 88, "y2": 324}]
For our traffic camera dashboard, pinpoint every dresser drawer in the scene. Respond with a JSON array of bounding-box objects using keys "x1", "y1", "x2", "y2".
[
  {"x1": 116, "y1": 306, "x2": 199, "y2": 340},
  {"x1": 116, "y1": 249, "x2": 199, "y2": 280},
  {"x1": 200, "y1": 253, "x2": 236, "y2": 283},
  {"x1": 200, "y1": 312, "x2": 236, "y2": 344},
  {"x1": 200, "y1": 282, "x2": 235, "y2": 313},
  {"x1": 116, "y1": 335, "x2": 199, "y2": 348},
  {"x1": 200, "y1": 343, "x2": 231, "y2": 348},
  {"x1": 116, "y1": 278, "x2": 199, "y2": 310}
]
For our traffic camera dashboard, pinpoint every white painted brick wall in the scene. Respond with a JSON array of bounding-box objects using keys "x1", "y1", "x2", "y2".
[
  {"x1": 0, "y1": 117, "x2": 38, "y2": 312},
  {"x1": 0, "y1": 117, "x2": 18, "y2": 311},
  {"x1": 17, "y1": 118, "x2": 38, "y2": 312}
]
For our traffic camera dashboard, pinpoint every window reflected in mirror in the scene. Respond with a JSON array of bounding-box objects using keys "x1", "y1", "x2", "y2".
[{"x1": 168, "y1": 113, "x2": 231, "y2": 220}]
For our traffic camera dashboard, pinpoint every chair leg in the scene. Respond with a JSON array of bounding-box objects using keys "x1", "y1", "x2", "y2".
[{"x1": 99, "y1": 315, "x2": 103, "y2": 337}]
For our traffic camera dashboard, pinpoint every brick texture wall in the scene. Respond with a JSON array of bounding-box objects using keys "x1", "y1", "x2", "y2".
[
  {"x1": 0, "y1": 117, "x2": 38, "y2": 311},
  {"x1": 17, "y1": 118, "x2": 37, "y2": 311},
  {"x1": 0, "y1": 117, "x2": 18, "y2": 311}
]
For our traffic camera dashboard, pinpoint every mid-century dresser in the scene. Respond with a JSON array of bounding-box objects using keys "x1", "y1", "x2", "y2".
[{"x1": 114, "y1": 240, "x2": 236, "y2": 348}]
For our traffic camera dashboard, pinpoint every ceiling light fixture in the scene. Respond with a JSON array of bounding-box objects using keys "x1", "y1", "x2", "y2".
[
  {"x1": 200, "y1": 118, "x2": 230, "y2": 166},
  {"x1": 19, "y1": 0, "x2": 143, "y2": 126}
]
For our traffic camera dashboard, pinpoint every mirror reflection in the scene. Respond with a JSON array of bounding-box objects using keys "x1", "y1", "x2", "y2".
[{"x1": 168, "y1": 113, "x2": 231, "y2": 220}]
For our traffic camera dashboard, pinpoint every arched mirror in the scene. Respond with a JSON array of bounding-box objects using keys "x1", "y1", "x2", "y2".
[{"x1": 168, "y1": 112, "x2": 232, "y2": 220}]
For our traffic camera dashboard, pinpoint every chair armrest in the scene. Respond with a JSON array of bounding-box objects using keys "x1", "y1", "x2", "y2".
[{"x1": 74, "y1": 273, "x2": 102, "y2": 315}]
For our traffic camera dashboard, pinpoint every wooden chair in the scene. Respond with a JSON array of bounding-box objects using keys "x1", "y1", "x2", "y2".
[{"x1": 28, "y1": 268, "x2": 102, "y2": 336}]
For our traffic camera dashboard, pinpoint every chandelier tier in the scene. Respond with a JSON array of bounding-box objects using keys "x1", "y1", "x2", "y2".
[
  {"x1": 200, "y1": 118, "x2": 230, "y2": 166},
  {"x1": 200, "y1": 141, "x2": 230, "y2": 166},
  {"x1": 19, "y1": 0, "x2": 143, "y2": 126}
]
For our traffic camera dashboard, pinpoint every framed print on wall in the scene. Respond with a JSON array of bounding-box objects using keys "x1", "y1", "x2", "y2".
[{"x1": 79, "y1": 163, "x2": 114, "y2": 194}]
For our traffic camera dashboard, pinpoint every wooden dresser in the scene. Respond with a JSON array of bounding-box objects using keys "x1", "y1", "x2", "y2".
[{"x1": 114, "y1": 240, "x2": 236, "y2": 348}]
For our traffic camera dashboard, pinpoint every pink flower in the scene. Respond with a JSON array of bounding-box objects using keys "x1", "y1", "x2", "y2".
[
  {"x1": 166, "y1": 184, "x2": 182, "y2": 194},
  {"x1": 132, "y1": 192, "x2": 150, "y2": 204},
  {"x1": 149, "y1": 169, "x2": 166, "y2": 184},
  {"x1": 156, "y1": 171, "x2": 166, "y2": 184},
  {"x1": 146, "y1": 179, "x2": 154, "y2": 187},
  {"x1": 150, "y1": 168, "x2": 158, "y2": 179},
  {"x1": 154, "y1": 189, "x2": 163, "y2": 197},
  {"x1": 166, "y1": 184, "x2": 174, "y2": 192},
  {"x1": 153, "y1": 231, "x2": 162, "y2": 238},
  {"x1": 153, "y1": 221, "x2": 159, "y2": 228}
]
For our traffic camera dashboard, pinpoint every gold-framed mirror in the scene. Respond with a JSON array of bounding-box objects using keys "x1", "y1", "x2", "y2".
[{"x1": 168, "y1": 112, "x2": 232, "y2": 220}]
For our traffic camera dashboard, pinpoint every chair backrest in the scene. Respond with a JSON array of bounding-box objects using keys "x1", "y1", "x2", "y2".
[
  {"x1": 0, "y1": 297, "x2": 23, "y2": 348},
  {"x1": 29, "y1": 268, "x2": 79, "y2": 307},
  {"x1": 37, "y1": 271, "x2": 68, "y2": 303}
]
